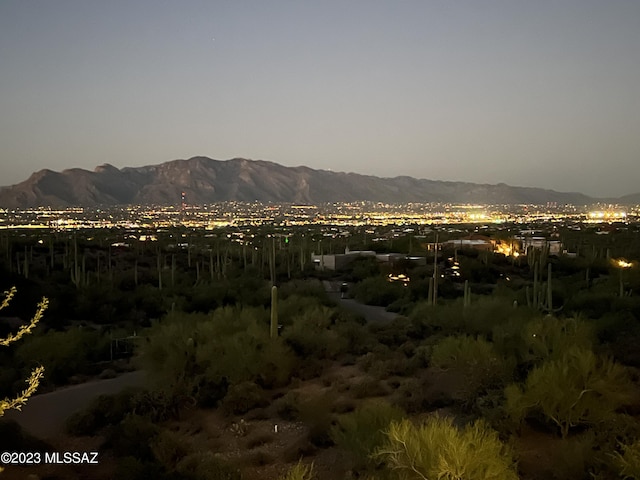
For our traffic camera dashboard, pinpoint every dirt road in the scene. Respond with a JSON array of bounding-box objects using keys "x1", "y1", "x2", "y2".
[
  {"x1": 323, "y1": 281, "x2": 399, "y2": 323},
  {"x1": 3, "y1": 370, "x2": 146, "y2": 439}
]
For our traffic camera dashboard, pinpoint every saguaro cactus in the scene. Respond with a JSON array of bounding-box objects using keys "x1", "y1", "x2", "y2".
[
  {"x1": 270, "y1": 285, "x2": 278, "y2": 339},
  {"x1": 431, "y1": 234, "x2": 439, "y2": 306},
  {"x1": 463, "y1": 280, "x2": 471, "y2": 308}
]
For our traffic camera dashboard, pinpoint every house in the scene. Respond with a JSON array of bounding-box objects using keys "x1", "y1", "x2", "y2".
[
  {"x1": 311, "y1": 248, "x2": 426, "y2": 271},
  {"x1": 444, "y1": 234, "x2": 493, "y2": 251}
]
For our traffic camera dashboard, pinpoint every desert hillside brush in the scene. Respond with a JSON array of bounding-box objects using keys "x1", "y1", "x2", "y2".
[
  {"x1": 505, "y1": 346, "x2": 635, "y2": 438},
  {"x1": 376, "y1": 415, "x2": 518, "y2": 480}
]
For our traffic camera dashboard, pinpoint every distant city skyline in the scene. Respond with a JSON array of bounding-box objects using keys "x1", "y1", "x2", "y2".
[{"x1": 1, "y1": 1, "x2": 639, "y2": 197}]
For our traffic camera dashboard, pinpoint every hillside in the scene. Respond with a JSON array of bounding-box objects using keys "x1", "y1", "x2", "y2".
[{"x1": 0, "y1": 156, "x2": 601, "y2": 207}]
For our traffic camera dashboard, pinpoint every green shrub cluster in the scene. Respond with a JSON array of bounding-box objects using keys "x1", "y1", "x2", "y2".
[
  {"x1": 430, "y1": 335, "x2": 514, "y2": 402},
  {"x1": 505, "y1": 347, "x2": 635, "y2": 438},
  {"x1": 221, "y1": 381, "x2": 268, "y2": 415},
  {"x1": 15, "y1": 327, "x2": 110, "y2": 385},
  {"x1": 331, "y1": 400, "x2": 404, "y2": 471},
  {"x1": 376, "y1": 416, "x2": 518, "y2": 480},
  {"x1": 139, "y1": 307, "x2": 297, "y2": 400}
]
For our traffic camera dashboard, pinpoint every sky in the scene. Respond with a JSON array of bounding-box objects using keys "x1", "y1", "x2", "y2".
[{"x1": 1, "y1": 1, "x2": 639, "y2": 198}]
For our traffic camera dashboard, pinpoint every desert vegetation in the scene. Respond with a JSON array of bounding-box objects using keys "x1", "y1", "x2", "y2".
[{"x1": 1, "y1": 221, "x2": 640, "y2": 479}]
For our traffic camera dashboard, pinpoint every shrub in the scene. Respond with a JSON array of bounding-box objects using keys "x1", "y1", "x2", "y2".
[
  {"x1": 409, "y1": 302, "x2": 465, "y2": 336},
  {"x1": 15, "y1": 327, "x2": 108, "y2": 385},
  {"x1": 331, "y1": 400, "x2": 404, "y2": 470},
  {"x1": 176, "y1": 452, "x2": 241, "y2": 480},
  {"x1": 282, "y1": 305, "x2": 348, "y2": 360},
  {"x1": 193, "y1": 375, "x2": 229, "y2": 407},
  {"x1": 279, "y1": 280, "x2": 328, "y2": 302},
  {"x1": 430, "y1": 335, "x2": 514, "y2": 402},
  {"x1": 297, "y1": 394, "x2": 334, "y2": 447},
  {"x1": 104, "y1": 414, "x2": 160, "y2": 461},
  {"x1": 505, "y1": 347, "x2": 635, "y2": 438},
  {"x1": 410, "y1": 297, "x2": 531, "y2": 338},
  {"x1": 140, "y1": 307, "x2": 297, "y2": 394},
  {"x1": 350, "y1": 378, "x2": 390, "y2": 399},
  {"x1": 274, "y1": 390, "x2": 302, "y2": 421},
  {"x1": 333, "y1": 320, "x2": 377, "y2": 355},
  {"x1": 368, "y1": 317, "x2": 412, "y2": 347},
  {"x1": 278, "y1": 460, "x2": 315, "y2": 480},
  {"x1": 65, "y1": 388, "x2": 139, "y2": 435},
  {"x1": 376, "y1": 416, "x2": 518, "y2": 480},
  {"x1": 151, "y1": 429, "x2": 192, "y2": 471},
  {"x1": 221, "y1": 381, "x2": 268, "y2": 415},
  {"x1": 613, "y1": 440, "x2": 640, "y2": 480},
  {"x1": 132, "y1": 388, "x2": 196, "y2": 422},
  {"x1": 519, "y1": 315, "x2": 594, "y2": 365},
  {"x1": 352, "y1": 277, "x2": 406, "y2": 307}
]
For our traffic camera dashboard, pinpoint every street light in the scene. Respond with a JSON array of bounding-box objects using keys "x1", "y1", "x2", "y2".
[{"x1": 613, "y1": 258, "x2": 634, "y2": 297}]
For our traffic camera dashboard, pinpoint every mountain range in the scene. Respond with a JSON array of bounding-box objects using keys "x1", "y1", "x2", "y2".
[{"x1": 0, "y1": 157, "x2": 636, "y2": 207}]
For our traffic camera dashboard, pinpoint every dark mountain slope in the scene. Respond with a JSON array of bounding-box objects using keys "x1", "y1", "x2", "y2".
[{"x1": 0, "y1": 156, "x2": 598, "y2": 207}]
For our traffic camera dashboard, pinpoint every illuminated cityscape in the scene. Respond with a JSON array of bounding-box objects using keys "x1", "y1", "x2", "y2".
[{"x1": 0, "y1": 202, "x2": 636, "y2": 230}]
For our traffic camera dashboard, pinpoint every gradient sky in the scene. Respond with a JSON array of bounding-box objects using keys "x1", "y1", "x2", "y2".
[{"x1": 1, "y1": 1, "x2": 639, "y2": 197}]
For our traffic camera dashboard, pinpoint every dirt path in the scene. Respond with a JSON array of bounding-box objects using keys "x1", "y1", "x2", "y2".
[
  {"x1": 323, "y1": 280, "x2": 399, "y2": 323},
  {"x1": 3, "y1": 370, "x2": 146, "y2": 439}
]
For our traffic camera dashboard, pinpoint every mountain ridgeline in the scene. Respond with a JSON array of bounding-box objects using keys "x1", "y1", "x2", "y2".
[{"x1": 0, "y1": 157, "x2": 621, "y2": 208}]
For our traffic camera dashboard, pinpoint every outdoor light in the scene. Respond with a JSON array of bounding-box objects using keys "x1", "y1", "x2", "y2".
[{"x1": 612, "y1": 258, "x2": 634, "y2": 297}]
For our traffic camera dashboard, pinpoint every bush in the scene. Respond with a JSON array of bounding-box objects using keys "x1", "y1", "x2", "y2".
[
  {"x1": 15, "y1": 327, "x2": 109, "y2": 385},
  {"x1": 614, "y1": 439, "x2": 640, "y2": 480},
  {"x1": 104, "y1": 414, "x2": 160, "y2": 461},
  {"x1": 65, "y1": 388, "x2": 139, "y2": 436},
  {"x1": 221, "y1": 381, "x2": 268, "y2": 415},
  {"x1": 352, "y1": 277, "x2": 406, "y2": 307},
  {"x1": 278, "y1": 461, "x2": 315, "y2": 480},
  {"x1": 430, "y1": 335, "x2": 514, "y2": 402},
  {"x1": 505, "y1": 347, "x2": 635, "y2": 438},
  {"x1": 274, "y1": 390, "x2": 302, "y2": 421},
  {"x1": 176, "y1": 452, "x2": 242, "y2": 480},
  {"x1": 350, "y1": 378, "x2": 390, "y2": 399},
  {"x1": 279, "y1": 280, "x2": 328, "y2": 302},
  {"x1": 519, "y1": 315, "x2": 594, "y2": 365},
  {"x1": 282, "y1": 305, "x2": 348, "y2": 360},
  {"x1": 392, "y1": 378, "x2": 453, "y2": 414},
  {"x1": 297, "y1": 394, "x2": 335, "y2": 447},
  {"x1": 411, "y1": 297, "x2": 537, "y2": 338},
  {"x1": 131, "y1": 388, "x2": 195, "y2": 422},
  {"x1": 368, "y1": 317, "x2": 412, "y2": 347},
  {"x1": 331, "y1": 400, "x2": 404, "y2": 470},
  {"x1": 140, "y1": 307, "x2": 297, "y2": 395},
  {"x1": 376, "y1": 416, "x2": 518, "y2": 480},
  {"x1": 151, "y1": 429, "x2": 192, "y2": 471}
]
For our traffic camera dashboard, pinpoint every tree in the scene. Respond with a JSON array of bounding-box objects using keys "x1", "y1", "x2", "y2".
[
  {"x1": 376, "y1": 416, "x2": 518, "y2": 480},
  {"x1": 505, "y1": 347, "x2": 634, "y2": 438},
  {"x1": 0, "y1": 286, "x2": 47, "y2": 475},
  {"x1": 0, "y1": 287, "x2": 48, "y2": 417}
]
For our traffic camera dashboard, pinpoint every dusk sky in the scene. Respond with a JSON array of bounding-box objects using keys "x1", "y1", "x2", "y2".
[{"x1": 1, "y1": 1, "x2": 639, "y2": 197}]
